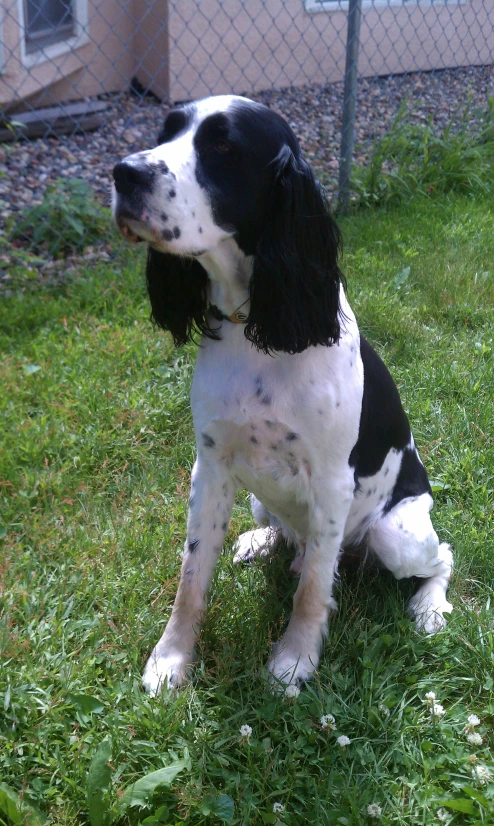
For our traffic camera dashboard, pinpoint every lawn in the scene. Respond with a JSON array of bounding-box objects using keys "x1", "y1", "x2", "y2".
[{"x1": 0, "y1": 192, "x2": 493, "y2": 826}]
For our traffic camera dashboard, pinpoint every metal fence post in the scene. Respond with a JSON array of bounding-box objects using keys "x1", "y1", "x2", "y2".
[{"x1": 338, "y1": 0, "x2": 363, "y2": 214}]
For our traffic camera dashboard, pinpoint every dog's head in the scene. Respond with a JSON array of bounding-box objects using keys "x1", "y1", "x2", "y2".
[{"x1": 112, "y1": 95, "x2": 344, "y2": 353}]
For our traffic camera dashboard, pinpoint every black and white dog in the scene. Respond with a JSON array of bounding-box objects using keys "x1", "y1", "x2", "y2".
[{"x1": 112, "y1": 95, "x2": 453, "y2": 694}]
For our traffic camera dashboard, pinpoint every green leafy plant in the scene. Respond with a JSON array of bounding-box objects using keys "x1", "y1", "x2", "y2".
[
  {"x1": 85, "y1": 739, "x2": 189, "y2": 826},
  {"x1": 351, "y1": 97, "x2": 494, "y2": 207},
  {"x1": 11, "y1": 177, "x2": 109, "y2": 256}
]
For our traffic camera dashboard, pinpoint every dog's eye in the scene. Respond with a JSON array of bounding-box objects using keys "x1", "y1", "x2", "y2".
[{"x1": 214, "y1": 141, "x2": 231, "y2": 154}]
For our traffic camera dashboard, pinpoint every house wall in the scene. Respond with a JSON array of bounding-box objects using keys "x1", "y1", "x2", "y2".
[
  {"x1": 0, "y1": 0, "x2": 492, "y2": 111},
  {"x1": 0, "y1": 0, "x2": 139, "y2": 109},
  {"x1": 165, "y1": 0, "x2": 494, "y2": 101}
]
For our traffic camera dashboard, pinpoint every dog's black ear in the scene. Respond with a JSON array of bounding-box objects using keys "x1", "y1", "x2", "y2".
[
  {"x1": 245, "y1": 146, "x2": 345, "y2": 354},
  {"x1": 146, "y1": 248, "x2": 220, "y2": 346}
]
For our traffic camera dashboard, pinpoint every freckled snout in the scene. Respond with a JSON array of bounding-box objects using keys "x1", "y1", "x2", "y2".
[
  {"x1": 112, "y1": 155, "x2": 158, "y2": 243},
  {"x1": 112, "y1": 153, "x2": 180, "y2": 247}
]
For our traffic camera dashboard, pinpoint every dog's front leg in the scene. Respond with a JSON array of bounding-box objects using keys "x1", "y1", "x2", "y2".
[
  {"x1": 268, "y1": 470, "x2": 354, "y2": 687},
  {"x1": 143, "y1": 457, "x2": 235, "y2": 695}
]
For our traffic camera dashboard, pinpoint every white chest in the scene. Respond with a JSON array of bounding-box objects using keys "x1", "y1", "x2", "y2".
[{"x1": 190, "y1": 320, "x2": 363, "y2": 533}]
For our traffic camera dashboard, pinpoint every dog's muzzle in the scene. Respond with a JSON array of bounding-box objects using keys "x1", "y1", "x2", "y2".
[{"x1": 112, "y1": 157, "x2": 158, "y2": 242}]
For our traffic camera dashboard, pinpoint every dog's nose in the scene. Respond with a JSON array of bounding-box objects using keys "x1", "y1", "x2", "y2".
[{"x1": 113, "y1": 160, "x2": 155, "y2": 195}]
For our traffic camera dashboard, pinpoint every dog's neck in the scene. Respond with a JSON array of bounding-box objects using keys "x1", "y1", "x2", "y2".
[{"x1": 197, "y1": 237, "x2": 253, "y2": 317}]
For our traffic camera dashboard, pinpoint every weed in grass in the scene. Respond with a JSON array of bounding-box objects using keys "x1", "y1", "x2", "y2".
[
  {"x1": 351, "y1": 98, "x2": 494, "y2": 207},
  {"x1": 10, "y1": 177, "x2": 110, "y2": 257},
  {"x1": 0, "y1": 194, "x2": 493, "y2": 825}
]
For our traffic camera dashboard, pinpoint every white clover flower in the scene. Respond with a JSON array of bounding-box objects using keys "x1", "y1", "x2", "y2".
[
  {"x1": 436, "y1": 808, "x2": 449, "y2": 822},
  {"x1": 464, "y1": 713, "x2": 481, "y2": 734},
  {"x1": 273, "y1": 802, "x2": 285, "y2": 814},
  {"x1": 239, "y1": 724, "x2": 252, "y2": 741},
  {"x1": 424, "y1": 691, "x2": 436, "y2": 705},
  {"x1": 367, "y1": 803, "x2": 382, "y2": 817},
  {"x1": 284, "y1": 684, "x2": 300, "y2": 700},
  {"x1": 467, "y1": 753, "x2": 479, "y2": 764},
  {"x1": 472, "y1": 764, "x2": 491, "y2": 784},
  {"x1": 336, "y1": 734, "x2": 351, "y2": 747},
  {"x1": 431, "y1": 703, "x2": 445, "y2": 720},
  {"x1": 320, "y1": 713, "x2": 336, "y2": 730},
  {"x1": 466, "y1": 732, "x2": 483, "y2": 746},
  {"x1": 378, "y1": 703, "x2": 390, "y2": 718}
]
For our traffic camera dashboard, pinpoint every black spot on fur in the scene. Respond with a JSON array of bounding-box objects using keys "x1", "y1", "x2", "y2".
[
  {"x1": 162, "y1": 229, "x2": 174, "y2": 241},
  {"x1": 173, "y1": 226, "x2": 181, "y2": 239},
  {"x1": 202, "y1": 432, "x2": 215, "y2": 448},
  {"x1": 160, "y1": 212, "x2": 168, "y2": 221},
  {"x1": 250, "y1": 436, "x2": 259, "y2": 444},
  {"x1": 222, "y1": 521, "x2": 227, "y2": 531},
  {"x1": 286, "y1": 432, "x2": 299, "y2": 441},
  {"x1": 189, "y1": 538, "x2": 200, "y2": 553},
  {"x1": 382, "y1": 446, "x2": 431, "y2": 515},
  {"x1": 286, "y1": 454, "x2": 298, "y2": 475},
  {"x1": 169, "y1": 189, "x2": 176, "y2": 198}
]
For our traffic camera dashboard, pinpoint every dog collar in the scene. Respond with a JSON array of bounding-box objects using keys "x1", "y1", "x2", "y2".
[{"x1": 209, "y1": 301, "x2": 249, "y2": 324}]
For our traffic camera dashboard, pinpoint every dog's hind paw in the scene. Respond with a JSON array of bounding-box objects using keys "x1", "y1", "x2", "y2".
[
  {"x1": 409, "y1": 595, "x2": 453, "y2": 634},
  {"x1": 233, "y1": 528, "x2": 278, "y2": 565}
]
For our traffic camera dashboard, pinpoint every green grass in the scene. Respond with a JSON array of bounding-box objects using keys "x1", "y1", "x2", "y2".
[{"x1": 0, "y1": 193, "x2": 493, "y2": 826}]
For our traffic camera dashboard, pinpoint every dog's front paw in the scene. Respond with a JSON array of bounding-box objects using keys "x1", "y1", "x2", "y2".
[
  {"x1": 267, "y1": 645, "x2": 316, "y2": 689},
  {"x1": 142, "y1": 649, "x2": 191, "y2": 696}
]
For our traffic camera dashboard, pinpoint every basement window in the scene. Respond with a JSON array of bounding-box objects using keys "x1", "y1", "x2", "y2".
[{"x1": 21, "y1": 0, "x2": 88, "y2": 64}]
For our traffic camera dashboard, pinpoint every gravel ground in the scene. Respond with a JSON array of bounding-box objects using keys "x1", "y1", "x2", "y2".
[{"x1": 0, "y1": 64, "x2": 492, "y2": 277}]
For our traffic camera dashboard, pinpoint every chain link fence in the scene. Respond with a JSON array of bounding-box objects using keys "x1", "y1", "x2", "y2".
[{"x1": 0, "y1": 0, "x2": 493, "y2": 261}]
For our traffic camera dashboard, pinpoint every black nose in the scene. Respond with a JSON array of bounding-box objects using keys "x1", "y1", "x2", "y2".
[{"x1": 113, "y1": 160, "x2": 155, "y2": 195}]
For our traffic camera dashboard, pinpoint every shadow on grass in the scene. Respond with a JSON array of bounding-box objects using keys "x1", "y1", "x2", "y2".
[{"x1": 197, "y1": 540, "x2": 421, "y2": 692}]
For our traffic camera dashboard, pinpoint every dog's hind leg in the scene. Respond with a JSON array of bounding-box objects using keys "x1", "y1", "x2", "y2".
[{"x1": 367, "y1": 492, "x2": 453, "y2": 632}]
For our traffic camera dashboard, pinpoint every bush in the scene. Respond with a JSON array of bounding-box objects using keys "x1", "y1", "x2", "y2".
[{"x1": 11, "y1": 177, "x2": 110, "y2": 256}]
